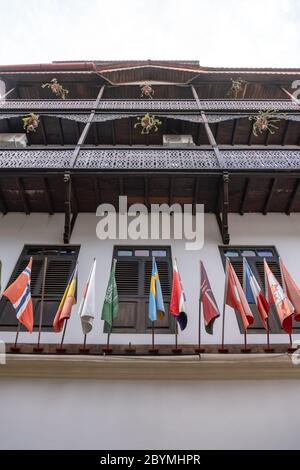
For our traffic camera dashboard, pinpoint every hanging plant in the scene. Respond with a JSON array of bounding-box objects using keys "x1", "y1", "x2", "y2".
[
  {"x1": 134, "y1": 113, "x2": 162, "y2": 134},
  {"x1": 140, "y1": 82, "x2": 154, "y2": 99},
  {"x1": 228, "y1": 78, "x2": 247, "y2": 98},
  {"x1": 22, "y1": 113, "x2": 40, "y2": 133},
  {"x1": 41, "y1": 78, "x2": 69, "y2": 99},
  {"x1": 249, "y1": 109, "x2": 280, "y2": 136}
]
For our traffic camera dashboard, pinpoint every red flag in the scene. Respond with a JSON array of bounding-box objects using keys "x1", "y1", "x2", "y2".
[
  {"x1": 264, "y1": 259, "x2": 294, "y2": 334},
  {"x1": 2, "y1": 258, "x2": 34, "y2": 332},
  {"x1": 280, "y1": 258, "x2": 300, "y2": 323},
  {"x1": 225, "y1": 259, "x2": 254, "y2": 330},
  {"x1": 200, "y1": 261, "x2": 220, "y2": 334},
  {"x1": 170, "y1": 259, "x2": 187, "y2": 330}
]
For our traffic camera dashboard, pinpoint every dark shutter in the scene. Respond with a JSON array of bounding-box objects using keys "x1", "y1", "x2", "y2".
[
  {"x1": 0, "y1": 245, "x2": 80, "y2": 330},
  {"x1": 115, "y1": 260, "x2": 139, "y2": 296},
  {"x1": 219, "y1": 246, "x2": 286, "y2": 333},
  {"x1": 107, "y1": 246, "x2": 174, "y2": 334}
]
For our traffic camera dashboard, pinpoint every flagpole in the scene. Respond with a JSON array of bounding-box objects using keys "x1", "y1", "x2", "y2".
[
  {"x1": 34, "y1": 256, "x2": 48, "y2": 353},
  {"x1": 56, "y1": 319, "x2": 68, "y2": 353},
  {"x1": 102, "y1": 330, "x2": 113, "y2": 354},
  {"x1": 11, "y1": 322, "x2": 21, "y2": 352},
  {"x1": 195, "y1": 263, "x2": 205, "y2": 353},
  {"x1": 172, "y1": 319, "x2": 182, "y2": 354},
  {"x1": 219, "y1": 258, "x2": 229, "y2": 353},
  {"x1": 80, "y1": 333, "x2": 88, "y2": 353},
  {"x1": 241, "y1": 258, "x2": 251, "y2": 354},
  {"x1": 149, "y1": 321, "x2": 158, "y2": 354}
]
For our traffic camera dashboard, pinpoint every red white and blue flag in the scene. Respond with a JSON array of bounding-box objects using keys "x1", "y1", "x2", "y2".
[
  {"x1": 170, "y1": 259, "x2": 187, "y2": 330},
  {"x1": 243, "y1": 257, "x2": 269, "y2": 330},
  {"x1": 2, "y1": 258, "x2": 34, "y2": 332}
]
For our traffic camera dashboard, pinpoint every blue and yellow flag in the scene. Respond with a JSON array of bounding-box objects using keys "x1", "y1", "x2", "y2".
[{"x1": 148, "y1": 257, "x2": 165, "y2": 322}]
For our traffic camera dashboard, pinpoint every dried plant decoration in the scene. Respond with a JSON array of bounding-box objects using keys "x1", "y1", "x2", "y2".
[
  {"x1": 249, "y1": 109, "x2": 280, "y2": 136},
  {"x1": 22, "y1": 113, "x2": 40, "y2": 133},
  {"x1": 140, "y1": 82, "x2": 154, "y2": 99},
  {"x1": 134, "y1": 113, "x2": 162, "y2": 134},
  {"x1": 42, "y1": 78, "x2": 69, "y2": 100},
  {"x1": 228, "y1": 78, "x2": 247, "y2": 99}
]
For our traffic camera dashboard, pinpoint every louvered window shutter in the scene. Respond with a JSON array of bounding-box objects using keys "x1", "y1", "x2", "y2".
[
  {"x1": 108, "y1": 247, "x2": 174, "y2": 334},
  {"x1": 0, "y1": 245, "x2": 80, "y2": 329},
  {"x1": 219, "y1": 246, "x2": 290, "y2": 333}
]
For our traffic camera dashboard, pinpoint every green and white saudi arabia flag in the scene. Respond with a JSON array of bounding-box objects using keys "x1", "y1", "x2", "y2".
[{"x1": 101, "y1": 259, "x2": 119, "y2": 331}]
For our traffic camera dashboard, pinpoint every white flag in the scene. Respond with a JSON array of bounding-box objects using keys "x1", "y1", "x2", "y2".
[{"x1": 79, "y1": 259, "x2": 96, "y2": 334}]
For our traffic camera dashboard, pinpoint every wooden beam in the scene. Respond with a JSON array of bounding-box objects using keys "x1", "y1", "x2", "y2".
[
  {"x1": 231, "y1": 119, "x2": 238, "y2": 146},
  {"x1": 75, "y1": 122, "x2": 81, "y2": 141},
  {"x1": 17, "y1": 177, "x2": 30, "y2": 214},
  {"x1": 214, "y1": 122, "x2": 219, "y2": 142},
  {"x1": 70, "y1": 85, "x2": 106, "y2": 168},
  {"x1": 286, "y1": 178, "x2": 300, "y2": 215},
  {"x1": 263, "y1": 178, "x2": 277, "y2": 215},
  {"x1": 193, "y1": 176, "x2": 200, "y2": 215},
  {"x1": 92, "y1": 123, "x2": 99, "y2": 146},
  {"x1": 264, "y1": 129, "x2": 271, "y2": 146},
  {"x1": 72, "y1": 182, "x2": 79, "y2": 214},
  {"x1": 222, "y1": 172, "x2": 230, "y2": 244},
  {"x1": 129, "y1": 118, "x2": 133, "y2": 146},
  {"x1": 111, "y1": 121, "x2": 116, "y2": 146},
  {"x1": 119, "y1": 177, "x2": 124, "y2": 196},
  {"x1": 70, "y1": 212, "x2": 78, "y2": 239},
  {"x1": 0, "y1": 182, "x2": 7, "y2": 214},
  {"x1": 281, "y1": 120, "x2": 290, "y2": 146},
  {"x1": 144, "y1": 177, "x2": 149, "y2": 210},
  {"x1": 42, "y1": 177, "x2": 54, "y2": 215},
  {"x1": 58, "y1": 118, "x2": 64, "y2": 145},
  {"x1": 190, "y1": 85, "x2": 225, "y2": 168},
  {"x1": 248, "y1": 122, "x2": 254, "y2": 146},
  {"x1": 63, "y1": 173, "x2": 71, "y2": 244},
  {"x1": 39, "y1": 116, "x2": 47, "y2": 145},
  {"x1": 93, "y1": 176, "x2": 101, "y2": 209},
  {"x1": 6, "y1": 118, "x2": 12, "y2": 133},
  {"x1": 215, "y1": 173, "x2": 230, "y2": 244},
  {"x1": 169, "y1": 177, "x2": 173, "y2": 206},
  {"x1": 196, "y1": 123, "x2": 202, "y2": 146},
  {"x1": 239, "y1": 178, "x2": 250, "y2": 215}
]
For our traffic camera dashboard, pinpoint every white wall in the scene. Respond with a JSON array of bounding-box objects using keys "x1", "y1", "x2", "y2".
[
  {"x1": 0, "y1": 378, "x2": 299, "y2": 450},
  {"x1": 0, "y1": 212, "x2": 300, "y2": 346}
]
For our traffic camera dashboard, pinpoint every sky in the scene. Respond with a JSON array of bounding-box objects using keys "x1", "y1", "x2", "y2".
[{"x1": 0, "y1": 0, "x2": 300, "y2": 67}]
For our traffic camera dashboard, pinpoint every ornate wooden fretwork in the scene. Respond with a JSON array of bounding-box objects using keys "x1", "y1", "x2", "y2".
[
  {"x1": 0, "y1": 99, "x2": 299, "y2": 112},
  {"x1": 1, "y1": 149, "x2": 300, "y2": 170}
]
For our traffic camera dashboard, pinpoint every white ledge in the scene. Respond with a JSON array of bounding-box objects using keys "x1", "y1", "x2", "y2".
[{"x1": 0, "y1": 353, "x2": 299, "y2": 380}]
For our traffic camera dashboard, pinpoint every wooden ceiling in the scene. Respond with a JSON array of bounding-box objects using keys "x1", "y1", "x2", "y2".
[
  {"x1": 0, "y1": 172, "x2": 300, "y2": 215},
  {"x1": 1, "y1": 114, "x2": 299, "y2": 147}
]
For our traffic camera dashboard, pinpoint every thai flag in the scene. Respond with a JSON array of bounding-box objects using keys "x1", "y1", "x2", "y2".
[
  {"x1": 243, "y1": 257, "x2": 269, "y2": 330},
  {"x1": 2, "y1": 258, "x2": 34, "y2": 332}
]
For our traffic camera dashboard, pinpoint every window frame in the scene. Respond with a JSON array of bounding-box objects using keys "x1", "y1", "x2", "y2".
[
  {"x1": 106, "y1": 245, "x2": 175, "y2": 334},
  {"x1": 0, "y1": 244, "x2": 80, "y2": 331},
  {"x1": 218, "y1": 245, "x2": 300, "y2": 334}
]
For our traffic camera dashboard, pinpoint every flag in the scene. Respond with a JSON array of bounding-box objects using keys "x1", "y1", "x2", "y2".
[
  {"x1": 2, "y1": 258, "x2": 34, "y2": 332},
  {"x1": 243, "y1": 258, "x2": 269, "y2": 330},
  {"x1": 264, "y1": 259, "x2": 294, "y2": 334},
  {"x1": 53, "y1": 264, "x2": 78, "y2": 332},
  {"x1": 225, "y1": 259, "x2": 254, "y2": 330},
  {"x1": 200, "y1": 261, "x2": 220, "y2": 334},
  {"x1": 148, "y1": 257, "x2": 165, "y2": 322},
  {"x1": 170, "y1": 259, "x2": 187, "y2": 330},
  {"x1": 101, "y1": 259, "x2": 119, "y2": 332},
  {"x1": 79, "y1": 259, "x2": 96, "y2": 335},
  {"x1": 280, "y1": 258, "x2": 300, "y2": 323}
]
